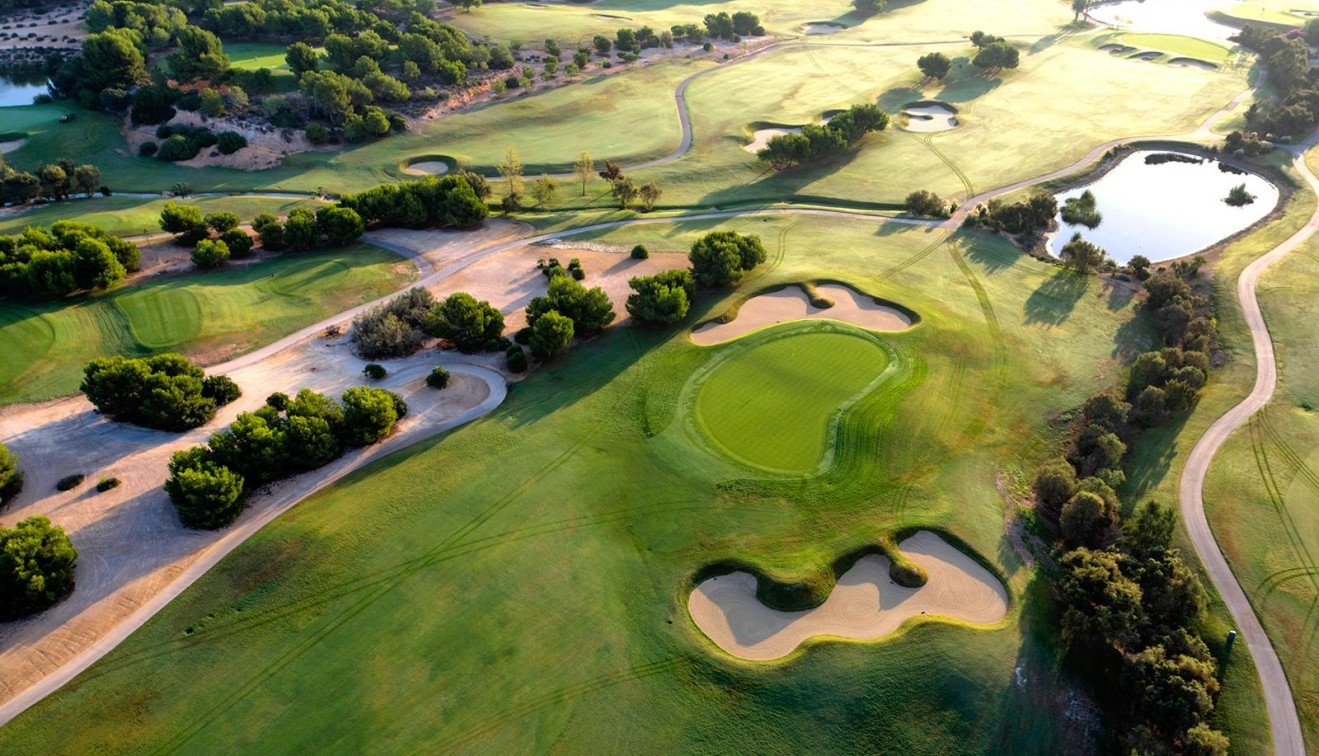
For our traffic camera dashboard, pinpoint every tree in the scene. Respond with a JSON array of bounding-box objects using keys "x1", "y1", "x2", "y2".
[
  {"x1": 159, "y1": 201, "x2": 208, "y2": 244},
  {"x1": 905, "y1": 189, "x2": 945, "y2": 217},
  {"x1": 1060, "y1": 490, "x2": 1117, "y2": 548},
  {"x1": 286, "y1": 42, "x2": 319, "y2": 75},
  {"x1": 63, "y1": 29, "x2": 146, "y2": 102},
  {"x1": 611, "y1": 178, "x2": 639, "y2": 209},
  {"x1": 573, "y1": 151, "x2": 594, "y2": 196},
  {"x1": 316, "y1": 206, "x2": 365, "y2": 246},
  {"x1": 526, "y1": 276, "x2": 616, "y2": 333},
  {"x1": 253, "y1": 213, "x2": 286, "y2": 251},
  {"x1": 1033, "y1": 459, "x2": 1078, "y2": 518},
  {"x1": 917, "y1": 52, "x2": 951, "y2": 80},
  {"x1": 81, "y1": 354, "x2": 232, "y2": 431},
  {"x1": 0, "y1": 517, "x2": 78, "y2": 620},
  {"x1": 626, "y1": 270, "x2": 694, "y2": 325},
  {"x1": 854, "y1": 0, "x2": 886, "y2": 16},
  {"x1": 639, "y1": 181, "x2": 662, "y2": 212},
  {"x1": 530, "y1": 174, "x2": 558, "y2": 208},
  {"x1": 454, "y1": 0, "x2": 483, "y2": 12},
  {"x1": 497, "y1": 145, "x2": 524, "y2": 199},
  {"x1": 1061, "y1": 233, "x2": 1107, "y2": 272},
  {"x1": 593, "y1": 35, "x2": 612, "y2": 56},
  {"x1": 284, "y1": 208, "x2": 320, "y2": 251},
  {"x1": 970, "y1": 31, "x2": 1005, "y2": 49},
  {"x1": 1183, "y1": 724, "x2": 1230, "y2": 756},
  {"x1": 425, "y1": 292, "x2": 505, "y2": 352},
  {"x1": 165, "y1": 450, "x2": 247, "y2": 529},
  {"x1": 688, "y1": 230, "x2": 767, "y2": 287},
  {"x1": 207, "y1": 412, "x2": 287, "y2": 484},
  {"x1": 1072, "y1": 0, "x2": 1091, "y2": 21},
  {"x1": 220, "y1": 228, "x2": 254, "y2": 258},
  {"x1": 339, "y1": 386, "x2": 403, "y2": 446},
  {"x1": 192, "y1": 239, "x2": 230, "y2": 268},
  {"x1": 167, "y1": 26, "x2": 230, "y2": 83},
  {"x1": 973, "y1": 41, "x2": 1020, "y2": 73},
  {"x1": 427, "y1": 367, "x2": 451, "y2": 389},
  {"x1": 205, "y1": 211, "x2": 241, "y2": 234},
  {"x1": 530, "y1": 310, "x2": 574, "y2": 358},
  {"x1": 598, "y1": 161, "x2": 624, "y2": 182},
  {"x1": 1057, "y1": 547, "x2": 1144, "y2": 650},
  {"x1": 0, "y1": 441, "x2": 21, "y2": 504}
]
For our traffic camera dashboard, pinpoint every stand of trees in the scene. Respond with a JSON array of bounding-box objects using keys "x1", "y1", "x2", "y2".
[
  {"x1": 626, "y1": 269, "x2": 695, "y2": 325},
  {"x1": 1032, "y1": 260, "x2": 1226, "y2": 753},
  {"x1": 689, "y1": 230, "x2": 766, "y2": 287},
  {"x1": 905, "y1": 189, "x2": 947, "y2": 217},
  {"x1": 0, "y1": 220, "x2": 140, "y2": 298},
  {"x1": 0, "y1": 156, "x2": 102, "y2": 207},
  {"x1": 338, "y1": 173, "x2": 490, "y2": 230},
  {"x1": 0, "y1": 516, "x2": 78, "y2": 621},
  {"x1": 1236, "y1": 22, "x2": 1319, "y2": 138},
  {"x1": 166, "y1": 386, "x2": 407, "y2": 529},
  {"x1": 971, "y1": 193, "x2": 1057, "y2": 234},
  {"x1": 81, "y1": 354, "x2": 241, "y2": 431},
  {"x1": 756, "y1": 103, "x2": 890, "y2": 170}
]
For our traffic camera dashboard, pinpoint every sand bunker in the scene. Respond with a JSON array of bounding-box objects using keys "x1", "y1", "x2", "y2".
[
  {"x1": 1169, "y1": 57, "x2": 1217, "y2": 70},
  {"x1": 1131, "y1": 50, "x2": 1162, "y2": 61},
  {"x1": 404, "y1": 160, "x2": 451, "y2": 176},
  {"x1": 688, "y1": 531, "x2": 1008, "y2": 661},
  {"x1": 691, "y1": 283, "x2": 912, "y2": 345},
  {"x1": 0, "y1": 138, "x2": 25, "y2": 154},
  {"x1": 743, "y1": 127, "x2": 802, "y2": 153},
  {"x1": 900, "y1": 102, "x2": 959, "y2": 133},
  {"x1": 803, "y1": 22, "x2": 847, "y2": 34},
  {"x1": 1099, "y1": 44, "x2": 1136, "y2": 55}
]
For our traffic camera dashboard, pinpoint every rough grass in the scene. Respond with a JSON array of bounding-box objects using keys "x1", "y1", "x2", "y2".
[
  {"x1": 693, "y1": 326, "x2": 891, "y2": 473},
  {"x1": 0, "y1": 246, "x2": 415, "y2": 405},
  {"x1": 0, "y1": 214, "x2": 1168, "y2": 753}
]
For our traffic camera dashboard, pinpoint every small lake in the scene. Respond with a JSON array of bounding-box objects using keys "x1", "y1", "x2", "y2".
[
  {"x1": 0, "y1": 73, "x2": 49, "y2": 107},
  {"x1": 1088, "y1": 0, "x2": 1238, "y2": 41},
  {"x1": 1047, "y1": 150, "x2": 1279, "y2": 264}
]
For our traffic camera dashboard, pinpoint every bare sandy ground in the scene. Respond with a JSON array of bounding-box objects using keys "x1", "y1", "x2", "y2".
[
  {"x1": 0, "y1": 3, "x2": 86, "y2": 50},
  {"x1": 900, "y1": 104, "x2": 959, "y2": 133},
  {"x1": 402, "y1": 160, "x2": 450, "y2": 176},
  {"x1": 121, "y1": 111, "x2": 320, "y2": 171},
  {"x1": 691, "y1": 283, "x2": 913, "y2": 346},
  {"x1": 688, "y1": 531, "x2": 1008, "y2": 661},
  {"x1": 0, "y1": 333, "x2": 504, "y2": 708},
  {"x1": 742, "y1": 127, "x2": 802, "y2": 153},
  {"x1": 802, "y1": 23, "x2": 847, "y2": 34}
]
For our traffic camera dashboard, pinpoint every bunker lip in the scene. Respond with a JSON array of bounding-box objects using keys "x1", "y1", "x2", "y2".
[
  {"x1": 402, "y1": 156, "x2": 454, "y2": 176},
  {"x1": 687, "y1": 531, "x2": 1009, "y2": 661},
  {"x1": 691, "y1": 282, "x2": 915, "y2": 346},
  {"x1": 1169, "y1": 57, "x2": 1217, "y2": 70},
  {"x1": 742, "y1": 126, "x2": 802, "y2": 153}
]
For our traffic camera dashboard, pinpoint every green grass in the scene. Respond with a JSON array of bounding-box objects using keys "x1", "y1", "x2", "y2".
[
  {"x1": 0, "y1": 214, "x2": 1174, "y2": 753},
  {"x1": 1108, "y1": 33, "x2": 1235, "y2": 64},
  {"x1": 1212, "y1": 3, "x2": 1317, "y2": 29},
  {"x1": 0, "y1": 196, "x2": 326, "y2": 237},
  {"x1": 0, "y1": 245, "x2": 416, "y2": 405},
  {"x1": 694, "y1": 327, "x2": 891, "y2": 473},
  {"x1": 226, "y1": 42, "x2": 321, "y2": 93}
]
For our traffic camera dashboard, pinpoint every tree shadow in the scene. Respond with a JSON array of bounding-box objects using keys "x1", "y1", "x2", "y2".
[
  {"x1": 1118, "y1": 413, "x2": 1192, "y2": 515},
  {"x1": 877, "y1": 86, "x2": 926, "y2": 112},
  {"x1": 1023, "y1": 269, "x2": 1089, "y2": 326},
  {"x1": 963, "y1": 235, "x2": 1020, "y2": 274},
  {"x1": 1102, "y1": 276, "x2": 1138, "y2": 311},
  {"x1": 1028, "y1": 22, "x2": 1086, "y2": 55},
  {"x1": 934, "y1": 68, "x2": 1003, "y2": 104}
]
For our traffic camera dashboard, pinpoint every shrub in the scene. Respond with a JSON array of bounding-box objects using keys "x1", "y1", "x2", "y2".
[
  {"x1": 0, "y1": 516, "x2": 78, "y2": 620},
  {"x1": 426, "y1": 366, "x2": 450, "y2": 389},
  {"x1": 55, "y1": 474, "x2": 84, "y2": 491},
  {"x1": 165, "y1": 449, "x2": 247, "y2": 529},
  {"x1": 626, "y1": 269, "x2": 695, "y2": 325},
  {"x1": 363, "y1": 363, "x2": 387, "y2": 380},
  {"x1": 220, "y1": 228, "x2": 254, "y2": 258},
  {"x1": 216, "y1": 130, "x2": 247, "y2": 155},
  {"x1": 201, "y1": 375, "x2": 242, "y2": 405},
  {"x1": 878, "y1": 535, "x2": 928, "y2": 587},
  {"x1": 204, "y1": 211, "x2": 241, "y2": 233},
  {"x1": 526, "y1": 276, "x2": 615, "y2": 334},
  {"x1": 0, "y1": 441, "x2": 23, "y2": 504},
  {"x1": 424, "y1": 292, "x2": 505, "y2": 353},
  {"x1": 630, "y1": 244, "x2": 649, "y2": 260},
  {"x1": 905, "y1": 189, "x2": 945, "y2": 217},
  {"x1": 506, "y1": 345, "x2": 528, "y2": 373},
  {"x1": 340, "y1": 386, "x2": 405, "y2": 446},
  {"x1": 688, "y1": 230, "x2": 767, "y2": 287},
  {"x1": 96, "y1": 477, "x2": 121, "y2": 492},
  {"x1": 138, "y1": 141, "x2": 158, "y2": 157},
  {"x1": 351, "y1": 287, "x2": 435, "y2": 359},
  {"x1": 81, "y1": 354, "x2": 229, "y2": 431},
  {"x1": 306, "y1": 123, "x2": 333, "y2": 145},
  {"x1": 529, "y1": 309, "x2": 574, "y2": 359},
  {"x1": 191, "y1": 239, "x2": 230, "y2": 268},
  {"x1": 156, "y1": 134, "x2": 199, "y2": 161}
]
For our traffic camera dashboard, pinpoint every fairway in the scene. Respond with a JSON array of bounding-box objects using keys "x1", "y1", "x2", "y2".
[
  {"x1": 0, "y1": 247, "x2": 415, "y2": 405},
  {"x1": 694, "y1": 328, "x2": 890, "y2": 473}
]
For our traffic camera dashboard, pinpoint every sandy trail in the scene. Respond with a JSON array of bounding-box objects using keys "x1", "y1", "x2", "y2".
[
  {"x1": 688, "y1": 531, "x2": 1008, "y2": 661},
  {"x1": 691, "y1": 283, "x2": 912, "y2": 346}
]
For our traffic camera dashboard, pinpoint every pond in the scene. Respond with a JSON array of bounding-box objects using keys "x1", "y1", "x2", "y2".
[
  {"x1": 1087, "y1": 0, "x2": 1238, "y2": 41},
  {"x1": 0, "y1": 73, "x2": 49, "y2": 107},
  {"x1": 1046, "y1": 150, "x2": 1279, "y2": 264}
]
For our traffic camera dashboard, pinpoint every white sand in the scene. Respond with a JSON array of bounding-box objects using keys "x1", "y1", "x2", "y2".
[
  {"x1": 901, "y1": 104, "x2": 958, "y2": 133},
  {"x1": 803, "y1": 23, "x2": 847, "y2": 34},
  {"x1": 688, "y1": 531, "x2": 1009, "y2": 661},
  {"x1": 403, "y1": 160, "x2": 450, "y2": 175},
  {"x1": 743, "y1": 127, "x2": 801, "y2": 153},
  {"x1": 691, "y1": 283, "x2": 912, "y2": 345},
  {"x1": 0, "y1": 138, "x2": 26, "y2": 154}
]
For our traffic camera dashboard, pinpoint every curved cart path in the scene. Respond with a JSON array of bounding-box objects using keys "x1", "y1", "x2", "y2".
[{"x1": 1176, "y1": 138, "x2": 1319, "y2": 756}]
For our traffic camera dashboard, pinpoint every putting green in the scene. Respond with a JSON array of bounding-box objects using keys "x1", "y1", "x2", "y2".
[
  {"x1": 113, "y1": 287, "x2": 203, "y2": 349},
  {"x1": 694, "y1": 328, "x2": 889, "y2": 473}
]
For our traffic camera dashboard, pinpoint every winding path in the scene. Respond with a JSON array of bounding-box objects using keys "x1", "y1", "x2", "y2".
[{"x1": 1176, "y1": 139, "x2": 1319, "y2": 756}]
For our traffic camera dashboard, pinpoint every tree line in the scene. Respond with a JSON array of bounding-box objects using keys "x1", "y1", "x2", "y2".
[
  {"x1": 0, "y1": 220, "x2": 140, "y2": 299},
  {"x1": 1235, "y1": 21, "x2": 1319, "y2": 138},
  {"x1": 0, "y1": 155, "x2": 103, "y2": 207},
  {"x1": 756, "y1": 103, "x2": 890, "y2": 170}
]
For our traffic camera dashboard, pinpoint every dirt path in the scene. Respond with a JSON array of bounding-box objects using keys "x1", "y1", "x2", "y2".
[{"x1": 1175, "y1": 137, "x2": 1319, "y2": 756}]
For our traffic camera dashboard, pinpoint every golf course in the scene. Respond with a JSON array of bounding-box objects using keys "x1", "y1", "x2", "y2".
[{"x1": 0, "y1": 0, "x2": 1317, "y2": 752}]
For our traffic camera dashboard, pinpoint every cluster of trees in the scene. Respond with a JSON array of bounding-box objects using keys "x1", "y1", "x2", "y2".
[
  {"x1": 166, "y1": 386, "x2": 407, "y2": 529},
  {"x1": 338, "y1": 173, "x2": 489, "y2": 229},
  {"x1": 756, "y1": 103, "x2": 890, "y2": 170},
  {"x1": 1222, "y1": 130, "x2": 1271, "y2": 157},
  {"x1": 523, "y1": 275, "x2": 615, "y2": 358},
  {"x1": 0, "y1": 440, "x2": 22, "y2": 505},
  {"x1": 81, "y1": 353, "x2": 241, "y2": 431},
  {"x1": 904, "y1": 189, "x2": 948, "y2": 217},
  {"x1": 200, "y1": 0, "x2": 437, "y2": 44},
  {"x1": 969, "y1": 31, "x2": 1019, "y2": 73},
  {"x1": 1236, "y1": 23, "x2": 1319, "y2": 138},
  {"x1": 0, "y1": 155, "x2": 102, "y2": 207},
  {"x1": 1059, "y1": 234, "x2": 1109, "y2": 273},
  {"x1": 0, "y1": 516, "x2": 78, "y2": 621},
  {"x1": 626, "y1": 269, "x2": 695, "y2": 325},
  {"x1": 971, "y1": 192, "x2": 1057, "y2": 234},
  {"x1": 86, "y1": 0, "x2": 188, "y2": 50},
  {"x1": 0, "y1": 220, "x2": 140, "y2": 298},
  {"x1": 701, "y1": 11, "x2": 763, "y2": 39},
  {"x1": 1060, "y1": 189, "x2": 1102, "y2": 229},
  {"x1": 688, "y1": 230, "x2": 767, "y2": 287}
]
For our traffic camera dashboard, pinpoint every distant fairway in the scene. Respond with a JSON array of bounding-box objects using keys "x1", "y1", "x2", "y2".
[
  {"x1": 695, "y1": 328, "x2": 889, "y2": 473},
  {"x1": 0, "y1": 247, "x2": 414, "y2": 405}
]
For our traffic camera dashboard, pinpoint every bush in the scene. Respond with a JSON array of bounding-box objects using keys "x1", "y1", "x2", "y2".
[
  {"x1": 529, "y1": 309, "x2": 574, "y2": 359},
  {"x1": 351, "y1": 287, "x2": 435, "y2": 359},
  {"x1": 340, "y1": 386, "x2": 405, "y2": 446},
  {"x1": 216, "y1": 130, "x2": 247, "y2": 155},
  {"x1": 0, "y1": 441, "x2": 22, "y2": 504},
  {"x1": 688, "y1": 230, "x2": 767, "y2": 288},
  {"x1": 306, "y1": 123, "x2": 333, "y2": 145},
  {"x1": 157, "y1": 134, "x2": 199, "y2": 162},
  {"x1": 165, "y1": 450, "x2": 247, "y2": 529},
  {"x1": 424, "y1": 292, "x2": 505, "y2": 353},
  {"x1": 56, "y1": 474, "x2": 84, "y2": 491},
  {"x1": 0, "y1": 516, "x2": 77, "y2": 620},
  {"x1": 201, "y1": 375, "x2": 242, "y2": 405},
  {"x1": 138, "y1": 141, "x2": 158, "y2": 157},
  {"x1": 426, "y1": 366, "x2": 450, "y2": 389},
  {"x1": 81, "y1": 353, "x2": 230, "y2": 431},
  {"x1": 191, "y1": 239, "x2": 230, "y2": 268},
  {"x1": 204, "y1": 211, "x2": 241, "y2": 233},
  {"x1": 220, "y1": 228, "x2": 254, "y2": 258},
  {"x1": 905, "y1": 189, "x2": 945, "y2": 217},
  {"x1": 630, "y1": 244, "x2": 649, "y2": 260},
  {"x1": 363, "y1": 363, "x2": 387, "y2": 380},
  {"x1": 96, "y1": 477, "x2": 121, "y2": 492},
  {"x1": 526, "y1": 276, "x2": 616, "y2": 335},
  {"x1": 626, "y1": 269, "x2": 695, "y2": 325},
  {"x1": 506, "y1": 345, "x2": 528, "y2": 373}
]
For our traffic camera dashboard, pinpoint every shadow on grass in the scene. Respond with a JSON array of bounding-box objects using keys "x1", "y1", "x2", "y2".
[
  {"x1": 1024, "y1": 269, "x2": 1089, "y2": 326},
  {"x1": 964, "y1": 235, "x2": 1020, "y2": 274},
  {"x1": 1119, "y1": 412, "x2": 1192, "y2": 513}
]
